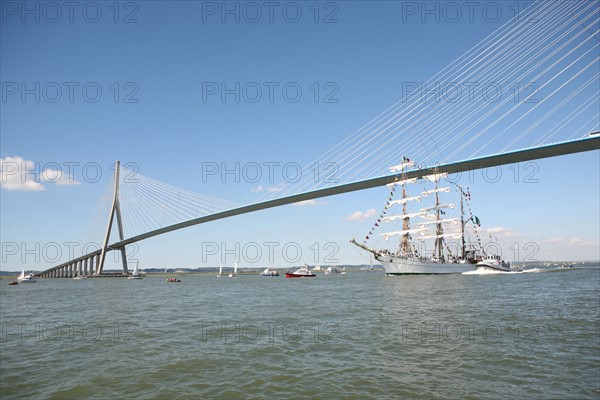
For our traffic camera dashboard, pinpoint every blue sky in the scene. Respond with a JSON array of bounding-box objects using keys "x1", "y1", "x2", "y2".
[{"x1": 1, "y1": 1, "x2": 599, "y2": 271}]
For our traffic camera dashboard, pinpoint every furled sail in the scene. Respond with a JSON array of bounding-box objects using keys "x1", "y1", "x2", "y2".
[
  {"x1": 422, "y1": 187, "x2": 450, "y2": 197},
  {"x1": 389, "y1": 196, "x2": 421, "y2": 205},
  {"x1": 382, "y1": 212, "x2": 426, "y2": 222},
  {"x1": 386, "y1": 178, "x2": 417, "y2": 188},
  {"x1": 420, "y1": 203, "x2": 456, "y2": 212},
  {"x1": 418, "y1": 218, "x2": 459, "y2": 226},
  {"x1": 417, "y1": 232, "x2": 463, "y2": 240},
  {"x1": 389, "y1": 162, "x2": 415, "y2": 172},
  {"x1": 380, "y1": 227, "x2": 429, "y2": 239},
  {"x1": 423, "y1": 172, "x2": 448, "y2": 182}
]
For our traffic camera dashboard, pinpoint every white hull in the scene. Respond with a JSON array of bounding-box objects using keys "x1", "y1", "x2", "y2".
[
  {"x1": 475, "y1": 257, "x2": 517, "y2": 273},
  {"x1": 129, "y1": 263, "x2": 143, "y2": 279},
  {"x1": 376, "y1": 255, "x2": 475, "y2": 275},
  {"x1": 17, "y1": 272, "x2": 37, "y2": 283},
  {"x1": 475, "y1": 265, "x2": 511, "y2": 273}
]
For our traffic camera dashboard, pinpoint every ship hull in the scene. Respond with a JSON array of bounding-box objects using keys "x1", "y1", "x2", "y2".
[{"x1": 376, "y1": 255, "x2": 475, "y2": 275}]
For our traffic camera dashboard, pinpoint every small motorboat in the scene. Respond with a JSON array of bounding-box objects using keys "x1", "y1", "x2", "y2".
[
  {"x1": 324, "y1": 266, "x2": 342, "y2": 274},
  {"x1": 560, "y1": 263, "x2": 573, "y2": 269},
  {"x1": 8, "y1": 281, "x2": 18, "y2": 285},
  {"x1": 476, "y1": 255, "x2": 521, "y2": 272},
  {"x1": 166, "y1": 277, "x2": 181, "y2": 282},
  {"x1": 260, "y1": 267, "x2": 279, "y2": 277},
  {"x1": 17, "y1": 270, "x2": 37, "y2": 283},
  {"x1": 285, "y1": 265, "x2": 316, "y2": 278}
]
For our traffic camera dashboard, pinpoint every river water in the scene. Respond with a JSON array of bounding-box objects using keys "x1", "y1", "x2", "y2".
[{"x1": 1, "y1": 263, "x2": 598, "y2": 399}]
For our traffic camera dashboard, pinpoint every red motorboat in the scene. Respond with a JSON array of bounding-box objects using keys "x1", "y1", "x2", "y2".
[{"x1": 285, "y1": 265, "x2": 316, "y2": 278}]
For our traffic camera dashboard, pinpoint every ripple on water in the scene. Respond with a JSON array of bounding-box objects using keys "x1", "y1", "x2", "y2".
[{"x1": 1, "y1": 266, "x2": 599, "y2": 399}]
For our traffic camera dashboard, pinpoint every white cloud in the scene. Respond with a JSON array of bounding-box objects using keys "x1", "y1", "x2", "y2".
[
  {"x1": 0, "y1": 156, "x2": 45, "y2": 191},
  {"x1": 345, "y1": 208, "x2": 377, "y2": 222},
  {"x1": 292, "y1": 199, "x2": 324, "y2": 207},
  {"x1": 1, "y1": 157, "x2": 80, "y2": 191},
  {"x1": 41, "y1": 168, "x2": 80, "y2": 185},
  {"x1": 545, "y1": 236, "x2": 597, "y2": 247},
  {"x1": 252, "y1": 185, "x2": 284, "y2": 193},
  {"x1": 483, "y1": 226, "x2": 520, "y2": 237}
]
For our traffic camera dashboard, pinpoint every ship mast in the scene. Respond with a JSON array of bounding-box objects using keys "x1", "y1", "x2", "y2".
[
  {"x1": 401, "y1": 183, "x2": 409, "y2": 256},
  {"x1": 459, "y1": 186, "x2": 466, "y2": 259},
  {"x1": 434, "y1": 181, "x2": 443, "y2": 260}
]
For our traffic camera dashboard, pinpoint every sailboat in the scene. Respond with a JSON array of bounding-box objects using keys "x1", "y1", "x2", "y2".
[
  {"x1": 351, "y1": 158, "x2": 487, "y2": 275},
  {"x1": 217, "y1": 265, "x2": 223, "y2": 277},
  {"x1": 128, "y1": 263, "x2": 143, "y2": 280},
  {"x1": 17, "y1": 270, "x2": 36, "y2": 283},
  {"x1": 228, "y1": 262, "x2": 238, "y2": 278}
]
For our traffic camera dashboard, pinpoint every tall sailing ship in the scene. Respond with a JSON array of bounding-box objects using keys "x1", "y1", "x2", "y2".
[{"x1": 351, "y1": 158, "x2": 485, "y2": 275}]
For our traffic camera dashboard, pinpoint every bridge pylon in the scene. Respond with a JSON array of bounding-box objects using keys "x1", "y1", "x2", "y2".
[{"x1": 97, "y1": 161, "x2": 128, "y2": 275}]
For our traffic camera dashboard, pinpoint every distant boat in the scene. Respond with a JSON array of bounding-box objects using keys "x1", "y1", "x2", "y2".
[
  {"x1": 217, "y1": 265, "x2": 223, "y2": 278},
  {"x1": 73, "y1": 271, "x2": 87, "y2": 280},
  {"x1": 324, "y1": 266, "x2": 342, "y2": 274},
  {"x1": 229, "y1": 262, "x2": 238, "y2": 278},
  {"x1": 128, "y1": 263, "x2": 143, "y2": 280},
  {"x1": 166, "y1": 277, "x2": 181, "y2": 282},
  {"x1": 260, "y1": 267, "x2": 279, "y2": 277},
  {"x1": 560, "y1": 263, "x2": 573, "y2": 269},
  {"x1": 8, "y1": 281, "x2": 18, "y2": 285},
  {"x1": 285, "y1": 265, "x2": 316, "y2": 278},
  {"x1": 17, "y1": 270, "x2": 36, "y2": 283}
]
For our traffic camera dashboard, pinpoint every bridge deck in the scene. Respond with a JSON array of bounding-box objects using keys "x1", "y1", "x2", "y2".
[{"x1": 109, "y1": 135, "x2": 599, "y2": 249}]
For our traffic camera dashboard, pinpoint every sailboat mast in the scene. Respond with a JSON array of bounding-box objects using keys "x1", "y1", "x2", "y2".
[
  {"x1": 435, "y1": 184, "x2": 443, "y2": 260},
  {"x1": 402, "y1": 183, "x2": 409, "y2": 255}
]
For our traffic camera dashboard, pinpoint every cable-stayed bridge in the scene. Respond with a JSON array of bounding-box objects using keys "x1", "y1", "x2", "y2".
[{"x1": 36, "y1": 0, "x2": 599, "y2": 277}]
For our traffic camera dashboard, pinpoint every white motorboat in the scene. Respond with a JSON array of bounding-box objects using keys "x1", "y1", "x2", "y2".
[
  {"x1": 285, "y1": 265, "x2": 316, "y2": 278},
  {"x1": 476, "y1": 255, "x2": 521, "y2": 272},
  {"x1": 17, "y1": 270, "x2": 37, "y2": 283},
  {"x1": 324, "y1": 266, "x2": 342, "y2": 274},
  {"x1": 260, "y1": 267, "x2": 279, "y2": 276}
]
